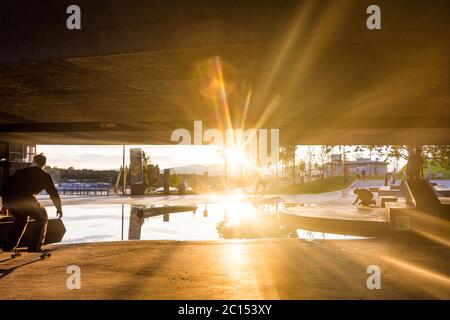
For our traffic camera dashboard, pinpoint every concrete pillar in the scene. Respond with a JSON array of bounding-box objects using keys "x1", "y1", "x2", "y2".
[
  {"x1": 0, "y1": 142, "x2": 9, "y2": 196},
  {"x1": 128, "y1": 206, "x2": 143, "y2": 240},
  {"x1": 203, "y1": 171, "x2": 208, "y2": 189},
  {"x1": 130, "y1": 148, "x2": 145, "y2": 196},
  {"x1": 203, "y1": 204, "x2": 208, "y2": 217},
  {"x1": 163, "y1": 169, "x2": 170, "y2": 195}
]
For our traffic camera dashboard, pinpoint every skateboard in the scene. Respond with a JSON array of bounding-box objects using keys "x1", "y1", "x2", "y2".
[{"x1": 10, "y1": 248, "x2": 55, "y2": 260}]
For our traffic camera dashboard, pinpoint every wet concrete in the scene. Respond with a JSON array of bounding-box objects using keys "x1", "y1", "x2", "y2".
[
  {"x1": 35, "y1": 192, "x2": 391, "y2": 241},
  {"x1": 37, "y1": 191, "x2": 385, "y2": 220}
]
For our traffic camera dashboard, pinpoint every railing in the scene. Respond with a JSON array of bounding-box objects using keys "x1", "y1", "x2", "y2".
[{"x1": 58, "y1": 187, "x2": 111, "y2": 196}]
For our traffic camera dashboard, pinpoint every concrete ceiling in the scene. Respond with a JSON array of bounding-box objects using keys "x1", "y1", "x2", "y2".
[{"x1": 0, "y1": 0, "x2": 449, "y2": 145}]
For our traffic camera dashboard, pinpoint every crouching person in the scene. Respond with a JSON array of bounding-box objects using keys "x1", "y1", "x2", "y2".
[{"x1": 352, "y1": 188, "x2": 376, "y2": 207}]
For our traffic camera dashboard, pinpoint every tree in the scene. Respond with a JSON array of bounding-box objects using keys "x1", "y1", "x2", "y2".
[
  {"x1": 44, "y1": 166, "x2": 61, "y2": 182},
  {"x1": 169, "y1": 172, "x2": 181, "y2": 188},
  {"x1": 279, "y1": 147, "x2": 288, "y2": 177},
  {"x1": 423, "y1": 145, "x2": 450, "y2": 168},
  {"x1": 280, "y1": 145, "x2": 297, "y2": 181},
  {"x1": 53, "y1": 167, "x2": 117, "y2": 183},
  {"x1": 353, "y1": 145, "x2": 450, "y2": 174},
  {"x1": 297, "y1": 160, "x2": 306, "y2": 182},
  {"x1": 305, "y1": 146, "x2": 315, "y2": 181},
  {"x1": 142, "y1": 151, "x2": 162, "y2": 189},
  {"x1": 318, "y1": 145, "x2": 333, "y2": 179}
]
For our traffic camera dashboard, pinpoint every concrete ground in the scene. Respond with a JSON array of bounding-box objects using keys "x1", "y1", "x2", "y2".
[
  {"x1": 0, "y1": 237, "x2": 449, "y2": 299},
  {"x1": 1, "y1": 190, "x2": 447, "y2": 299}
]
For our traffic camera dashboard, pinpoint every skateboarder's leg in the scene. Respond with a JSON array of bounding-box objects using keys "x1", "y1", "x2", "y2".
[
  {"x1": 27, "y1": 204, "x2": 48, "y2": 252},
  {"x1": 2, "y1": 211, "x2": 28, "y2": 251},
  {"x1": 255, "y1": 179, "x2": 266, "y2": 196},
  {"x1": 254, "y1": 180, "x2": 262, "y2": 197}
]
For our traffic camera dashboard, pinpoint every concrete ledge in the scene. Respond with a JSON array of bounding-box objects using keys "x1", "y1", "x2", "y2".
[
  {"x1": 380, "y1": 196, "x2": 398, "y2": 208},
  {"x1": 378, "y1": 189, "x2": 400, "y2": 197}
]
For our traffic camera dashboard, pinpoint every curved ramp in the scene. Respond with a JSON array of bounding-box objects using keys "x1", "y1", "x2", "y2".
[{"x1": 280, "y1": 205, "x2": 389, "y2": 237}]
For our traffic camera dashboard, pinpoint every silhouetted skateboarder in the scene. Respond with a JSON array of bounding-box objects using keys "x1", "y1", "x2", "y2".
[
  {"x1": 254, "y1": 163, "x2": 271, "y2": 198},
  {"x1": 1, "y1": 153, "x2": 62, "y2": 252},
  {"x1": 352, "y1": 188, "x2": 376, "y2": 206}
]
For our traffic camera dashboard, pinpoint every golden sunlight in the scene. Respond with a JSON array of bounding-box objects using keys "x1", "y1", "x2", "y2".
[{"x1": 224, "y1": 147, "x2": 250, "y2": 168}]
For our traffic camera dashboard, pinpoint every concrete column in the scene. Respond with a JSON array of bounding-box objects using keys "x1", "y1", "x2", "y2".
[{"x1": 163, "y1": 169, "x2": 170, "y2": 195}]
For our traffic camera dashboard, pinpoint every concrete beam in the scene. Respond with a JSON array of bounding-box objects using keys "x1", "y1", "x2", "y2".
[
  {"x1": 1, "y1": 127, "x2": 450, "y2": 145},
  {"x1": 0, "y1": 1, "x2": 449, "y2": 145},
  {"x1": 1, "y1": 0, "x2": 448, "y2": 63}
]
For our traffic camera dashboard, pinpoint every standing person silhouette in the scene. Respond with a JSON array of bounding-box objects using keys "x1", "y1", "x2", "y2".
[
  {"x1": 254, "y1": 162, "x2": 271, "y2": 198},
  {"x1": 1, "y1": 153, "x2": 62, "y2": 252}
]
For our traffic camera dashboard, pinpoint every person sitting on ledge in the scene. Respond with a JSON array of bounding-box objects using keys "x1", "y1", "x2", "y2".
[{"x1": 352, "y1": 188, "x2": 376, "y2": 207}]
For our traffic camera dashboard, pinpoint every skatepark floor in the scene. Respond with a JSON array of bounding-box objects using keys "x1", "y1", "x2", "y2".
[{"x1": 0, "y1": 237, "x2": 449, "y2": 299}]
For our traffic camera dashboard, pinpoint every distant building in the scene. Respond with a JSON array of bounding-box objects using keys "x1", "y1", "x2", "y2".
[{"x1": 325, "y1": 154, "x2": 387, "y2": 177}]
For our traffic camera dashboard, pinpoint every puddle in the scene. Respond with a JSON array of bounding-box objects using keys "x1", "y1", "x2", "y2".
[
  {"x1": 58, "y1": 202, "x2": 368, "y2": 244},
  {"x1": 296, "y1": 230, "x2": 367, "y2": 241}
]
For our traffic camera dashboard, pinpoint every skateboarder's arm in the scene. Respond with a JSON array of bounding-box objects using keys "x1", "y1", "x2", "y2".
[{"x1": 45, "y1": 174, "x2": 62, "y2": 214}]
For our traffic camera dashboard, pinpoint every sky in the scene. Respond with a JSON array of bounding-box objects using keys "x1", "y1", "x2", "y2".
[
  {"x1": 37, "y1": 145, "x2": 224, "y2": 170},
  {"x1": 36, "y1": 145, "x2": 401, "y2": 172}
]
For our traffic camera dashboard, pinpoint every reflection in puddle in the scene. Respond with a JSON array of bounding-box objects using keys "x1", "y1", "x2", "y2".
[
  {"x1": 296, "y1": 230, "x2": 366, "y2": 241},
  {"x1": 216, "y1": 209, "x2": 298, "y2": 239},
  {"x1": 59, "y1": 201, "x2": 367, "y2": 244}
]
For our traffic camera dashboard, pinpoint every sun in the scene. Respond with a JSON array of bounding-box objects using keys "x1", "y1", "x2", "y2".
[{"x1": 224, "y1": 147, "x2": 249, "y2": 168}]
